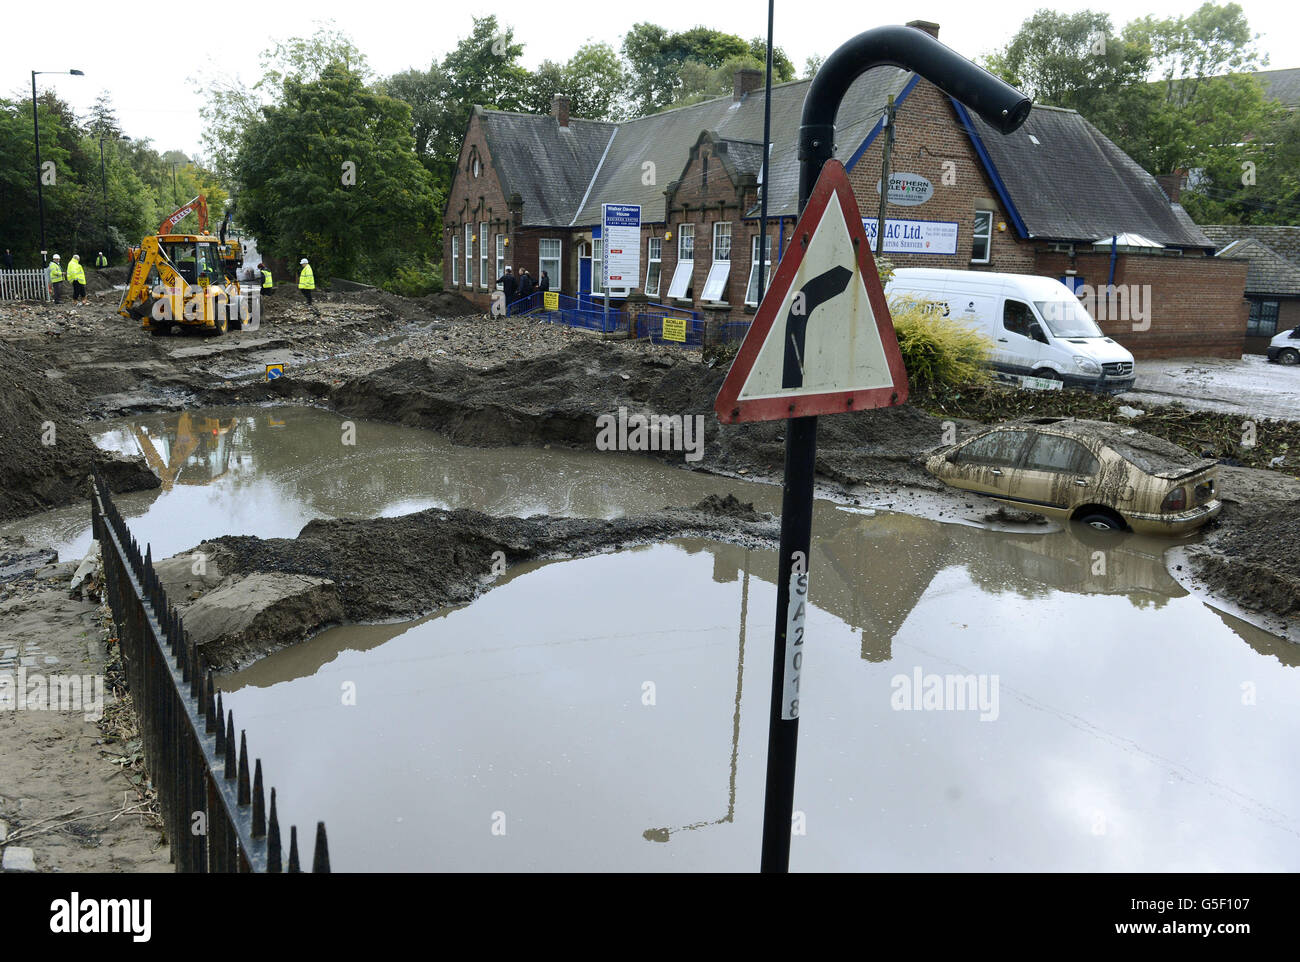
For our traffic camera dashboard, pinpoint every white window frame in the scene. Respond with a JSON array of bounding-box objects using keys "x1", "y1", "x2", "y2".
[
  {"x1": 464, "y1": 223, "x2": 473, "y2": 288},
  {"x1": 479, "y1": 222, "x2": 489, "y2": 288},
  {"x1": 495, "y1": 234, "x2": 505, "y2": 284},
  {"x1": 702, "y1": 221, "x2": 732, "y2": 302},
  {"x1": 451, "y1": 233, "x2": 459, "y2": 286},
  {"x1": 645, "y1": 236, "x2": 662, "y2": 298},
  {"x1": 667, "y1": 224, "x2": 694, "y2": 299},
  {"x1": 971, "y1": 210, "x2": 993, "y2": 264},
  {"x1": 539, "y1": 238, "x2": 561, "y2": 294},
  {"x1": 745, "y1": 234, "x2": 772, "y2": 306},
  {"x1": 592, "y1": 238, "x2": 603, "y2": 295}
]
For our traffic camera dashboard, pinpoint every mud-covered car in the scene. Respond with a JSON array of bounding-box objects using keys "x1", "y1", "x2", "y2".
[{"x1": 925, "y1": 418, "x2": 1222, "y2": 534}]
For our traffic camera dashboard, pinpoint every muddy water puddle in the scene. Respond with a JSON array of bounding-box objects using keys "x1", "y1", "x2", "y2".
[
  {"x1": 222, "y1": 511, "x2": 1300, "y2": 871},
  {"x1": 1, "y1": 404, "x2": 782, "y2": 560}
]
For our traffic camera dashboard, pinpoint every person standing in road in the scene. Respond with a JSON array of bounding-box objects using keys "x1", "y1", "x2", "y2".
[
  {"x1": 298, "y1": 257, "x2": 320, "y2": 316},
  {"x1": 48, "y1": 254, "x2": 64, "y2": 303},
  {"x1": 95, "y1": 251, "x2": 107, "y2": 268},
  {"x1": 259, "y1": 262, "x2": 274, "y2": 297},
  {"x1": 66, "y1": 254, "x2": 86, "y2": 303}
]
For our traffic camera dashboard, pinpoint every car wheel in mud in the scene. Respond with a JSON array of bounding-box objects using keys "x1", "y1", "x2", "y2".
[
  {"x1": 1076, "y1": 511, "x2": 1124, "y2": 531},
  {"x1": 1279, "y1": 348, "x2": 1299, "y2": 366}
]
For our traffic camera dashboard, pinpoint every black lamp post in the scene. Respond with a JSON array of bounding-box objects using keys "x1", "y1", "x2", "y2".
[
  {"x1": 31, "y1": 68, "x2": 84, "y2": 265},
  {"x1": 171, "y1": 162, "x2": 181, "y2": 205}
]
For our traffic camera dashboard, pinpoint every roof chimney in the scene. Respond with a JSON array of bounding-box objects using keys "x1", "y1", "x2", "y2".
[
  {"x1": 734, "y1": 68, "x2": 763, "y2": 102},
  {"x1": 552, "y1": 94, "x2": 570, "y2": 128},
  {"x1": 906, "y1": 20, "x2": 940, "y2": 39},
  {"x1": 1156, "y1": 170, "x2": 1186, "y2": 204}
]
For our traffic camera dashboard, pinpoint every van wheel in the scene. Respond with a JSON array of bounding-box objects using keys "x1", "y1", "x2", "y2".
[
  {"x1": 1033, "y1": 368, "x2": 1064, "y2": 383},
  {"x1": 1279, "y1": 348, "x2": 1299, "y2": 366}
]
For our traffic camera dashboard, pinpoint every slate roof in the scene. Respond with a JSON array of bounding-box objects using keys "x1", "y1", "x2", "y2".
[
  {"x1": 1201, "y1": 225, "x2": 1300, "y2": 268},
  {"x1": 475, "y1": 65, "x2": 1207, "y2": 248},
  {"x1": 1252, "y1": 67, "x2": 1300, "y2": 109},
  {"x1": 475, "y1": 107, "x2": 616, "y2": 227},
  {"x1": 963, "y1": 104, "x2": 1214, "y2": 249},
  {"x1": 567, "y1": 67, "x2": 912, "y2": 226},
  {"x1": 1213, "y1": 236, "x2": 1300, "y2": 297}
]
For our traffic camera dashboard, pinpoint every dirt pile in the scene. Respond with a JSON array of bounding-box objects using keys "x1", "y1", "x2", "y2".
[
  {"x1": 178, "y1": 500, "x2": 778, "y2": 668},
  {"x1": 328, "y1": 340, "x2": 947, "y2": 491},
  {"x1": 0, "y1": 340, "x2": 159, "y2": 521},
  {"x1": 1192, "y1": 499, "x2": 1300, "y2": 619}
]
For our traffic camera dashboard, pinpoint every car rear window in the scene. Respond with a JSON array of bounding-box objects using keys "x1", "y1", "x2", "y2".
[
  {"x1": 952, "y1": 430, "x2": 1031, "y2": 466},
  {"x1": 1023, "y1": 434, "x2": 1100, "y2": 475}
]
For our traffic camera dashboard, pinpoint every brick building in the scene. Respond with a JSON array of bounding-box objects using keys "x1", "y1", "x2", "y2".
[
  {"x1": 1202, "y1": 226, "x2": 1300, "y2": 354},
  {"x1": 444, "y1": 20, "x2": 1249, "y2": 358}
]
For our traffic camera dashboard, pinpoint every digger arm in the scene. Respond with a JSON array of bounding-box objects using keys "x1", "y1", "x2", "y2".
[
  {"x1": 157, "y1": 195, "x2": 209, "y2": 235},
  {"x1": 118, "y1": 235, "x2": 190, "y2": 322}
]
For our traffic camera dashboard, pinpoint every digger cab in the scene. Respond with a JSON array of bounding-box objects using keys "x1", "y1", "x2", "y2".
[{"x1": 160, "y1": 234, "x2": 226, "y2": 286}]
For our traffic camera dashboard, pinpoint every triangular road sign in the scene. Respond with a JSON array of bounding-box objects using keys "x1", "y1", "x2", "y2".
[{"x1": 715, "y1": 160, "x2": 909, "y2": 423}]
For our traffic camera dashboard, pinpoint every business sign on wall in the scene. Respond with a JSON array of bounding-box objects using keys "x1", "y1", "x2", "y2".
[
  {"x1": 861, "y1": 217, "x2": 959, "y2": 255},
  {"x1": 875, "y1": 173, "x2": 933, "y2": 206},
  {"x1": 602, "y1": 204, "x2": 641, "y2": 289}
]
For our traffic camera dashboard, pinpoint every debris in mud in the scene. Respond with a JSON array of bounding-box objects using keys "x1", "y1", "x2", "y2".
[
  {"x1": 0, "y1": 340, "x2": 159, "y2": 521},
  {"x1": 982, "y1": 506, "x2": 1050, "y2": 526},
  {"x1": 684, "y1": 494, "x2": 770, "y2": 522},
  {"x1": 1192, "y1": 499, "x2": 1300, "y2": 618}
]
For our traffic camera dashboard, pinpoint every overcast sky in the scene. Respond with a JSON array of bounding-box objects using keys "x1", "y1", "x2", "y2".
[{"x1": 9, "y1": 0, "x2": 1297, "y2": 159}]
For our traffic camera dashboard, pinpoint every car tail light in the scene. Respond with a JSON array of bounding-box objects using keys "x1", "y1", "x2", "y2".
[{"x1": 1161, "y1": 486, "x2": 1187, "y2": 512}]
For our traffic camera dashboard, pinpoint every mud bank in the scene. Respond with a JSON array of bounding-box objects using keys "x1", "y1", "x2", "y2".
[
  {"x1": 1189, "y1": 498, "x2": 1300, "y2": 625},
  {"x1": 0, "y1": 341, "x2": 158, "y2": 522},
  {"x1": 158, "y1": 495, "x2": 777, "y2": 670}
]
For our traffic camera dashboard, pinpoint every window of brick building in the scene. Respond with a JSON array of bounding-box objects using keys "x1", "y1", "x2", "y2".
[
  {"x1": 495, "y1": 234, "x2": 505, "y2": 283},
  {"x1": 1248, "y1": 299, "x2": 1280, "y2": 337},
  {"x1": 479, "y1": 222, "x2": 489, "y2": 288},
  {"x1": 971, "y1": 210, "x2": 993, "y2": 264},
  {"x1": 667, "y1": 224, "x2": 694, "y2": 299},
  {"x1": 464, "y1": 224, "x2": 473, "y2": 288},
  {"x1": 701, "y1": 222, "x2": 732, "y2": 301},
  {"x1": 592, "y1": 238, "x2": 603, "y2": 295},
  {"x1": 745, "y1": 234, "x2": 772, "y2": 306},
  {"x1": 539, "y1": 238, "x2": 561, "y2": 293},
  {"x1": 451, "y1": 234, "x2": 459, "y2": 286},
  {"x1": 645, "y1": 237, "x2": 662, "y2": 297}
]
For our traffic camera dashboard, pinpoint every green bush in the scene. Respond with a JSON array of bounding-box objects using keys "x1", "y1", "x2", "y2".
[
  {"x1": 383, "y1": 261, "x2": 443, "y2": 297},
  {"x1": 889, "y1": 295, "x2": 994, "y2": 393}
]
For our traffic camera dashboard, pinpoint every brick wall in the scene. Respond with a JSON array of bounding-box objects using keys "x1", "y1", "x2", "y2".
[
  {"x1": 1034, "y1": 251, "x2": 1247, "y2": 359},
  {"x1": 846, "y1": 80, "x2": 1036, "y2": 275},
  {"x1": 443, "y1": 110, "x2": 511, "y2": 311}
]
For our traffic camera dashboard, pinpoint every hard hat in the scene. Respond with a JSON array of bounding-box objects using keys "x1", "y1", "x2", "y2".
[
  {"x1": 300, "y1": 258, "x2": 309, "y2": 265},
  {"x1": 52, "y1": 254, "x2": 60, "y2": 260}
]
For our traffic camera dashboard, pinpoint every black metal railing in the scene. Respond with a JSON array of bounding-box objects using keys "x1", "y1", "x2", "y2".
[{"x1": 91, "y1": 467, "x2": 329, "y2": 872}]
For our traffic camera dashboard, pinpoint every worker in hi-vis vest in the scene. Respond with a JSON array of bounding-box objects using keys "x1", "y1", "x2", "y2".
[
  {"x1": 95, "y1": 251, "x2": 107, "y2": 268},
  {"x1": 258, "y1": 262, "x2": 273, "y2": 297},
  {"x1": 66, "y1": 254, "x2": 87, "y2": 303},
  {"x1": 48, "y1": 254, "x2": 64, "y2": 303},
  {"x1": 298, "y1": 257, "x2": 319, "y2": 315}
]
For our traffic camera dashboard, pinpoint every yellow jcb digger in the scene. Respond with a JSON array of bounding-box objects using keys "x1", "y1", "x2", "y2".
[{"x1": 119, "y1": 196, "x2": 256, "y2": 336}]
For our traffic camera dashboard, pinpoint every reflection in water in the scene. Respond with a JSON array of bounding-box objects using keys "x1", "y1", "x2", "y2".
[{"x1": 223, "y1": 511, "x2": 1299, "y2": 872}]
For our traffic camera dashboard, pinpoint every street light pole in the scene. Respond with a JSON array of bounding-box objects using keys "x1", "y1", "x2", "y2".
[
  {"x1": 99, "y1": 135, "x2": 109, "y2": 261},
  {"x1": 30, "y1": 68, "x2": 84, "y2": 265}
]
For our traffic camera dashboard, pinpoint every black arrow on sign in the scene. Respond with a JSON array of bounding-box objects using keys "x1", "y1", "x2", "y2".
[{"x1": 782, "y1": 265, "x2": 853, "y2": 389}]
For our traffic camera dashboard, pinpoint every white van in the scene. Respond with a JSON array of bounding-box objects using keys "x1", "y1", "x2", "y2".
[
  {"x1": 1266, "y1": 324, "x2": 1300, "y2": 365},
  {"x1": 885, "y1": 268, "x2": 1137, "y2": 393}
]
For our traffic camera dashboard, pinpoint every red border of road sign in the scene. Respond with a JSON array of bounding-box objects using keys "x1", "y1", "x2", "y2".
[{"x1": 714, "y1": 160, "x2": 909, "y2": 423}]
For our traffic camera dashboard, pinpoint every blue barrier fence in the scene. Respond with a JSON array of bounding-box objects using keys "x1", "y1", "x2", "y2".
[{"x1": 505, "y1": 290, "x2": 753, "y2": 346}]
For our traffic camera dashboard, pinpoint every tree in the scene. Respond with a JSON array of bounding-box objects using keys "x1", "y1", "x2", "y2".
[
  {"x1": 621, "y1": 24, "x2": 793, "y2": 116},
  {"x1": 523, "y1": 42, "x2": 628, "y2": 121},
  {"x1": 235, "y1": 63, "x2": 439, "y2": 283}
]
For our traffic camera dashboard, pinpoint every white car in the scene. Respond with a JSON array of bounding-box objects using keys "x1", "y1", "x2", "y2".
[
  {"x1": 1266, "y1": 324, "x2": 1300, "y2": 365},
  {"x1": 886, "y1": 268, "x2": 1137, "y2": 393}
]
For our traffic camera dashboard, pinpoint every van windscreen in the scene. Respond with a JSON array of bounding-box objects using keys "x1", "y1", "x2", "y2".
[{"x1": 1034, "y1": 299, "x2": 1103, "y2": 338}]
